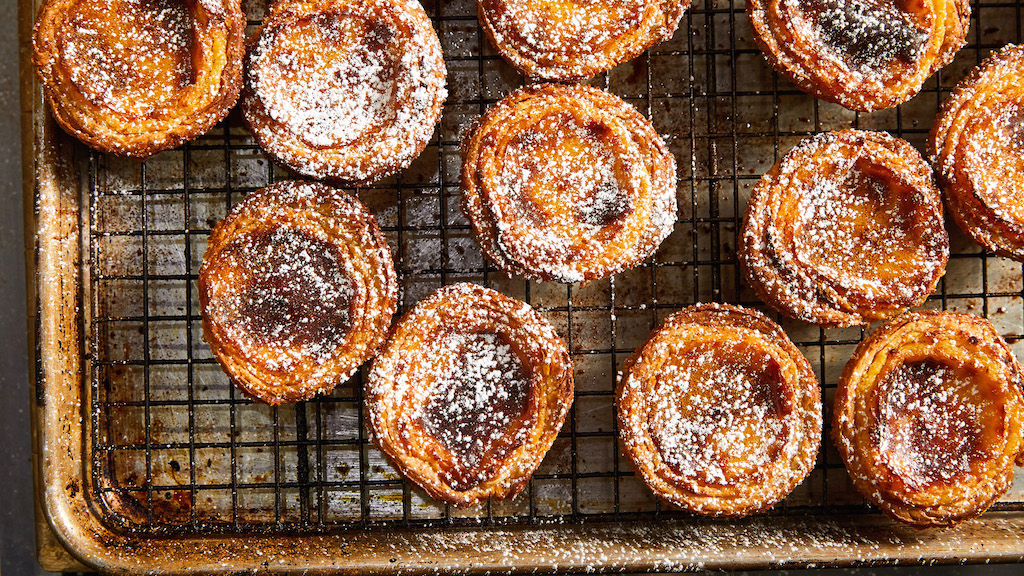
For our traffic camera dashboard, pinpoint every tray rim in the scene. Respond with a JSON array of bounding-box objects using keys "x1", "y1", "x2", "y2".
[{"x1": 22, "y1": 0, "x2": 1024, "y2": 572}]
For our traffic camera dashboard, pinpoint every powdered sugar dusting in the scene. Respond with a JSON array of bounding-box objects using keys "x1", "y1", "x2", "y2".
[
  {"x1": 245, "y1": 0, "x2": 447, "y2": 183},
  {"x1": 648, "y1": 342, "x2": 788, "y2": 484},
  {"x1": 255, "y1": 13, "x2": 396, "y2": 147},
  {"x1": 197, "y1": 0, "x2": 224, "y2": 16},
  {"x1": 418, "y1": 332, "x2": 530, "y2": 482},
  {"x1": 750, "y1": 0, "x2": 959, "y2": 111},
  {"x1": 497, "y1": 0, "x2": 642, "y2": 54},
  {"x1": 835, "y1": 311, "x2": 1024, "y2": 527},
  {"x1": 199, "y1": 181, "x2": 398, "y2": 404},
  {"x1": 617, "y1": 305, "x2": 820, "y2": 515},
  {"x1": 464, "y1": 85, "x2": 676, "y2": 283},
  {"x1": 492, "y1": 113, "x2": 636, "y2": 281},
  {"x1": 929, "y1": 45, "x2": 1024, "y2": 259},
  {"x1": 795, "y1": 165, "x2": 922, "y2": 297},
  {"x1": 211, "y1": 226, "x2": 354, "y2": 373},
  {"x1": 877, "y1": 359, "x2": 995, "y2": 490},
  {"x1": 480, "y1": 0, "x2": 689, "y2": 79},
  {"x1": 961, "y1": 102, "x2": 1024, "y2": 223},
  {"x1": 741, "y1": 130, "x2": 948, "y2": 325},
  {"x1": 60, "y1": 0, "x2": 194, "y2": 117},
  {"x1": 366, "y1": 283, "x2": 571, "y2": 503}
]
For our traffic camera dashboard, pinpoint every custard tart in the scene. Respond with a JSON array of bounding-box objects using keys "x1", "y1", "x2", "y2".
[
  {"x1": 833, "y1": 311, "x2": 1024, "y2": 528},
  {"x1": 930, "y1": 44, "x2": 1024, "y2": 261},
  {"x1": 33, "y1": 0, "x2": 245, "y2": 157},
  {"x1": 617, "y1": 304, "x2": 821, "y2": 516},
  {"x1": 747, "y1": 0, "x2": 969, "y2": 111},
  {"x1": 366, "y1": 283, "x2": 573, "y2": 506},
  {"x1": 199, "y1": 180, "x2": 398, "y2": 405},
  {"x1": 740, "y1": 129, "x2": 948, "y2": 328},
  {"x1": 461, "y1": 83, "x2": 676, "y2": 284},
  {"x1": 242, "y1": 0, "x2": 447, "y2": 186},
  {"x1": 478, "y1": 0, "x2": 690, "y2": 81}
]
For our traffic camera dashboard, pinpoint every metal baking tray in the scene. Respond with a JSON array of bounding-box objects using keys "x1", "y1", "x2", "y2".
[{"x1": 24, "y1": 0, "x2": 1024, "y2": 572}]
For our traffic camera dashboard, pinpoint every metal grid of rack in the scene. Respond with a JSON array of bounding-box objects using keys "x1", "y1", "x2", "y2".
[{"x1": 85, "y1": 0, "x2": 1024, "y2": 535}]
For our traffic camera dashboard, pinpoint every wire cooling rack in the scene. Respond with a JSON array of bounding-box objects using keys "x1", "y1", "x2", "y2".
[{"x1": 84, "y1": 0, "x2": 1024, "y2": 536}]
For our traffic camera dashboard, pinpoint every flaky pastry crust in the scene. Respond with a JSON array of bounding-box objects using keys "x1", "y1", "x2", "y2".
[
  {"x1": 617, "y1": 304, "x2": 821, "y2": 516},
  {"x1": 33, "y1": 0, "x2": 244, "y2": 157},
  {"x1": 747, "y1": 0, "x2": 969, "y2": 111},
  {"x1": 366, "y1": 283, "x2": 573, "y2": 506},
  {"x1": 242, "y1": 0, "x2": 447, "y2": 186},
  {"x1": 833, "y1": 311, "x2": 1024, "y2": 528},
  {"x1": 740, "y1": 129, "x2": 948, "y2": 328},
  {"x1": 930, "y1": 44, "x2": 1024, "y2": 261},
  {"x1": 199, "y1": 180, "x2": 398, "y2": 405},
  {"x1": 478, "y1": 0, "x2": 690, "y2": 81},
  {"x1": 461, "y1": 83, "x2": 677, "y2": 284}
]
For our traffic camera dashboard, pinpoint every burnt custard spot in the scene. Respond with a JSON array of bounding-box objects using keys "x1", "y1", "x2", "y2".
[
  {"x1": 796, "y1": 0, "x2": 929, "y2": 67},
  {"x1": 230, "y1": 227, "x2": 353, "y2": 352},
  {"x1": 367, "y1": 20, "x2": 396, "y2": 47},
  {"x1": 877, "y1": 358, "x2": 997, "y2": 489},
  {"x1": 583, "y1": 120, "x2": 613, "y2": 140},
  {"x1": 576, "y1": 121, "x2": 632, "y2": 226},
  {"x1": 1007, "y1": 104, "x2": 1024, "y2": 151},
  {"x1": 419, "y1": 332, "x2": 531, "y2": 490},
  {"x1": 577, "y1": 180, "x2": 631, "y2": 226}
]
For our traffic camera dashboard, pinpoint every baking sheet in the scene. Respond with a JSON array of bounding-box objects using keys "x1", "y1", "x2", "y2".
[{"x1": 29, "y1": 0, "x2": 1024, "y2": 571}]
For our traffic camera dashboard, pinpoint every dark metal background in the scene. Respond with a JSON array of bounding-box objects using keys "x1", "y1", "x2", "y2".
[{"x1": 84, "y1": 0, "x2": 1024, "y2": 537}]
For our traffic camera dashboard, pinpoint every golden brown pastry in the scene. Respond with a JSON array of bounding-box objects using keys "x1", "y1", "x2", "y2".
[
  {"x1": 930, "y1": 44, "x2": 1024, "y2": 261},
  {"x1": 198, "y1": 180, "x2": 398, "y2": 405},
  {"x1": 461, "y1": 83, "x2": 676, "y2": 284},
  {"x1": 478, "y1": 0, "x2": 690, "y2": 81},
  {"x1": 833, "y1": 311, "x2": 1024, "y2": 528},
  {"x1": 33, "y1": 0, "x2": 244, "y2": 157},
  {"x1": 617, "y1": 304, "x2": 821, "y2": 517},
  {"x1": 366, "y1": 283, "x2": 573, "y2": 506},
  {"x1": 747, "y1": 0, "x2": 969, "y2": 111},
  {"x1": 241, "y1": 0, "x2": 447, "y2": 186},
  {"x1": 740, "y1": 129, "x2": 948, "y2": 328}
]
